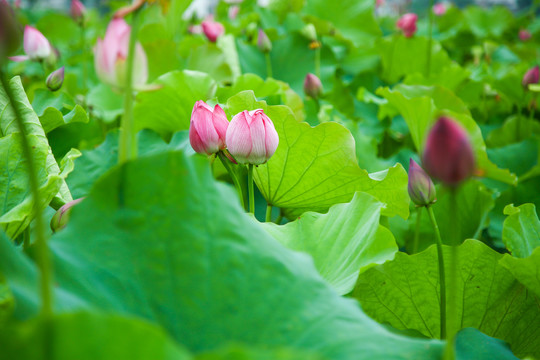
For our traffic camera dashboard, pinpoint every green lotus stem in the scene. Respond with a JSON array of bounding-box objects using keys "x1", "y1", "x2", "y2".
[
  {"x1": 23, "y1": 227, "x2": 30, "y2": 251},
  {"x1": 0, "y1": 69, "x2": 53, "y2": 318},
  {"x1": 516, "y1": 105, "x2": 522, "y2": 141},
  {"x1": 426, "y1": 205, "x2": 446, "y2": 339},
  {"x1": 275, "y1": 211, "x2": 283, "y2": 225},
  {"x1": 217, "y1": 151, "x2": 245, "y2": 210},
  {"x1": 426, "y1": 0, "x2": 434, "y2": 78},
  {"x1": 118, "y1": 8, "x2": 142, "y2": 164},
  {"x1": 80, "y1": 22, "x2": 87, "y2": 90},
  {"x1": 444, "y1": 188, "x2": 459, "y2": 360},
  {"x1": 266, "y1": 204, "x2": 272, "y2": 222},
  {"x1": 412, "y1": 207, "x2": 423, "y2": 254},
  {"x1": 315, "y1": 46, "x2": 321, "y2": 78},
  {"x1": 248, "y1": 164, "x2": 255, "y2": 213},
  {"x1": 265, "y1": 52, "x2": 273, "y2": 78}
]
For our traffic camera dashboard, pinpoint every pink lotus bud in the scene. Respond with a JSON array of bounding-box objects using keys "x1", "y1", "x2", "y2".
[
  {"x1": 422, "y1": 117, "x2": 475, "y2": 187},
  {"x1": 522, "y1": 65, "x2": 539, "y2": 88},
  {"x1": 50, "y1": 198, "x2": 85, "y2": 232},
  {"x1": 396, "y1": 13, "x2": 417, "y2": 38},
  {"x1": 0, "y1": 0, "x2": 22, "y2": 59},
  {"x1": 228, "y1": 5, "x2": 240, "y2": 20},
  {"x1": 93, "y1": 18, "x2": 148, "y2": 89},
  {"x1": 189, "y1": 101, "x2": 229, "y2": 155},
  {"x1": 376, "y1": 0, "x2": 384, "y2": 8},
  {"x1": 201, "y1": 20, "x2": 224, "y2": 43},
  {"x1": 519, "y1": 29, "x2": 532, "y2": 41},
  {"x1": 304, "y1": 73, "x2": 323, "y2": 99},
  {"x1": 408, "y1": 159, "x2": 436, "y2": 206},
  {"x1": 70, "y1": 0, "x2": 86, "y2": 23},
  {"x1": 257, "y1": 29, "x2": 272, "y2": 53},
  {"x1": 226, "y1": 109, "x2": 279, "y2": 165},
  {"x1": 433, "y1": 3, "x2": 447, "y2": 16},
  {"x1": 22, "y1": 25, "x2": 52, "y2": 61},
  {"x1": 46, "y1": 66, "x2": 64, "y2": 91}
]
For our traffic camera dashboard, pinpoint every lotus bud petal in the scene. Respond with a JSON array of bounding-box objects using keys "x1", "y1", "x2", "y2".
[
  {"x1": 189, "y1": 101, "x2": 229, "y2": 155},
  {"x1": 226, "y1": 109, "x2": 279, "y2": 165},
  {"x1": 423, "y1": 116, "x2": 475, "y2": 187},
  {"x1": 0, "y1": 0, "x2": 23, "y2": 59},
  {"x1": 257, "y1": 29, "x2": 272, "y2": 53},
  {"x1": 228, "y1": 5, "x2": 240, "y2": 20},
  {"x1": 396, "y1": 13, "x2": 417, "y2": 38},
  {"x1": 50, "y1": 198, "x2": 85, "y2": 232},
  {"x1": 93, "y1": 18, "x2": 148, "y2": 89},
  {"x1": 201, "y1": 20, "x2": 224, "y2": 43},
  {"x1": 304, "y1": 73, "x2": 323, "y2": 99},
  {"x1": 70, "y1": 0, "x2": 86, "y2": 23},
  {"x1": 522, "y1": 65, "x2": 539, "y2": 89},
  {"x1": 519, "y1": 29, "x2": 531, "y2": 41},
  {"x1": 432, "y1": 3, "x2": 447, "y2": 16},
  {"x1": 46, "y1": 66, "x2": 64, "y2": 91},
  {"x1": 408, "y1": 159, "x2": 436, "y2": 206},
  {"x1": 23, "y1": 25, "x2": 52, "y2": 61}
]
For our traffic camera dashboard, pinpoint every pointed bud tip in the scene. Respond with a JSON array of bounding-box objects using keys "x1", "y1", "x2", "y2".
[
  {"x1": 304, "y1": 73, "x2": 323, "y2": 99},
  {"x1": 408, "y1": 159, "x2": 436, "y2": 206}
]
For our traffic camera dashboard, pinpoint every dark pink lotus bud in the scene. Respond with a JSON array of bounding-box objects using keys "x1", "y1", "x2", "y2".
[
  {"x1": 226, "y1": 109, "x2": 279, "y2": 165},
  {"x1": 257, "y1": 29, "x2": 272, "y2": 53},
  {"x1": 408, "y1": 159, "x2": 436, "y2": 206},
  {"x1": 201, "y1": 20, "x2": 224, "y2": 43},
  {"x1": 422, "y1": 117, "x2": 475, "y2": 187},
  {"x1": 433, "y1": 3, "x2": 447, "y2": 16},
  {"x1": 522, "y1": 65, "x2": 539, "y2": 88},
  {"x1": 50, "y1": 198, "x2": 85, "y2": 232},
  {"x1": 304, "y1": 73, "x2": 322, "y2": 99},
  {"x1": 189, "y1": 101, "x2": 229, "y2": 155},
  {"x1": 519, "y1": 29, "x2": 531, "y2": 41},
  {"x1": 396, "y1": 13, "x2": 417, "y2": 38},
  {"x1": 46, "y1": 66, "x2": 64, "y2": 91},
  {"x1": 70, "y1": 0, "x2": 86, "y2": 23}
]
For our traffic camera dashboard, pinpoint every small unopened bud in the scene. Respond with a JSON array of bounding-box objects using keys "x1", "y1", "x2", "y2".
[
  {"x1": 50, "y1": 198, "x2": 84, "y2": 232},
  {"x1": 70, "y1": 0, "x2": 86, "y2": 23},
  {"x1": 519, "y1": 29, "x2": 531, "y2": 41},
  {"x1": 201, "y1": 20, "x2": 224, "y2": 43},
  {"x1": 257, "y1": 29, "x2": 272, "y2": 53},
  {"x1": 522, "y1": 65, "x2": 539, "y2": 89},
  {"x1": 408, "y1": 159, "x2": 436, "y2": 206},
  {"x1": 300, "y1": 23, "x2": 317, "y2": 42},
  {"x1": 46, "y1": 66, "x2": 64, "y2": 91},
  {"x1": 303, "y1": 73, "x2": 323, "y2": 99},
  {"x1": 432, "y1": 3, "x2": 447, "y2": 16},
  {"x1": 0, "y1": 0, "x2": 23, "y2": 60},
  {"x1": 423, "y1": 116, "x2": 475, "y2": 187},
  {"x1": 396, "y1": 13, "x2": 417, "y2": 38}
]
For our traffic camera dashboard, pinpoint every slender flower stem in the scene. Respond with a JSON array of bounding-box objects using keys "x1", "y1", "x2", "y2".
[
  {"x1": 315, "y1": 46, "x2": 321, "y2": 79},
  {"x1": 412, "y1": 207, "x2": 423, "y2": 254},
  {"x1": 0, "y1": 68, "x2": 52, "y2": 318},
  {"x1": 217, "y1": 151, "x2": 245, "y2": 210},
  {"x1": 444, "y1": 187, "x2": 459, "y2": 360},
  {"x1": 266, "y1": 204, "x2": 272, "y2": 222},
  {"x1": 80, "y1": 23, "x2": 87, "y2": 89},
  {"x1": 248, "y1": 164, "x2": 255, "y2": 214},
  {"x1": 118, "y1": 8, "x2": 142, "y2": 164},
  {"x1": 516, "y1": 105, "x2": 522, "y2": 141},
  {"x1": 426, "y1": 205, "x2": 446, "y2": 339},
  {"x1": 264, "y1": 53, "x2": 273, "y2": 78},
  {"x1": 426, "y1": 0, "x2": 434, "y2": 78},
  {"x1": 275, "y1": 211, "x2": 283, "y2": 225}
]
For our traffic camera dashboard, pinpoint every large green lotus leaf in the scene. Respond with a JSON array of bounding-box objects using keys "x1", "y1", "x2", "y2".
[
  {"x1": 0, "y1": 134, "x2": 63, "y2": 239},
  {"x1": 377, "y1": 36, "x2": 452, "y2": 84},
  {"x1": 196, "y1": 344, "x2": 322, "y2": 360},
  {"x1": 85, "y1": 83, "x2": 124, "y2": 123},
  {"x1": 0, "y1": 275, "x2": 13, "y2": 325},
  {"x1": 259, "y1": 192, "x2": 398, "y2": 295},
  {"x1": 353, "y1": 240, "x2": 540, "y2": 358},
  {"x1": 133, "y1": 70, "x2": 216, "y2": 137},
  {"x1": 455, "y1": 328, "x2": 518, "y2": 360},
  {"x1": 500, "y1": 247, "x2": 540, "y2": 298},
  {"x1": 0, "y1": 312, "x2": 191, "y2": 360},
  {"x1": 185, "y1": 35, "x2": 239, "y2": 84},
  {"x1": 463, "y1": 6, "x2": 513, "y2": 38},
  {"x1": 501, "y1": 204, "x2": 540, "y2": 258},
  {"x1": 66, "y1": 130, "x2": 193, "y2": 199},
  {"x1": 0, "y1": 76, "x2": 72, "y2": 203},
  {"x1": 139, "y1": 23, "x2": 182, "y2": 82},
  {"x1": 377, "y1": 85, "x2": 517, "y2": 185},
  {"x1": 0, "y1": 151, "x2": 444, "y2": 359},
  {"x1": 31, "y1": 90, "x2": 89, "y2": 133},
  {"x1": 226, "y1": 91, "x2": 409, "y2": 219},
  {"x1": 303, "y1": 0, "x2": 380, "y2": 44}
]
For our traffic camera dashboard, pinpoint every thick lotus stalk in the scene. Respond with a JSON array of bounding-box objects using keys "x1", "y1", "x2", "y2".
[{"x1": 189, "y1": 100, "x2": 229, "y2": 155}]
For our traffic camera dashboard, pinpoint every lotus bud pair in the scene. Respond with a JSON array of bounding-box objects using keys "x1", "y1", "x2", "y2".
[
  {"x1": 396, "y1": 13, "x2": 417, "y2": 38},
  {"x1": 522, "y1": 65, "x2": 539, "y2": 89},
  {"x1": 189, "y1": 101, "x2": 279, "y2": 165},
  {"x1": 94, "y1": 18, "x2": 148, "y2": 90}
]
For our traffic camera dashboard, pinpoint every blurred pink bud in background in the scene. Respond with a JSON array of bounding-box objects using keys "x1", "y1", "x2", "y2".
[{"x1": 396, "y1": 13, "x2": 418, "y2": 38}]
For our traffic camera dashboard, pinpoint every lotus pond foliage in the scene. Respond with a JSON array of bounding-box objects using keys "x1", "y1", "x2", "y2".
[{"x1": 0, "y1": 0, "x2": 539, "y2": 359}]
